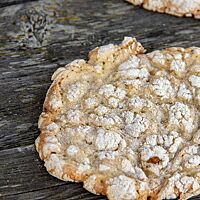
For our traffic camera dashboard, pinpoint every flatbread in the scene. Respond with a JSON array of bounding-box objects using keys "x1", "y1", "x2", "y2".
[
  {"x1": 126, "y1": 0, "x2": 200, "y2": 18},
  {"x1": 35, "y1": 37, "x2": 200, "y2": 200}
]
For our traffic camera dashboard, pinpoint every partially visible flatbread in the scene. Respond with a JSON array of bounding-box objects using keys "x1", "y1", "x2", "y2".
[
  {"x1": 35, "y1": 37, "x2": 200, "y2": 200},
  {"x1": 126, "y1": 0, "x2": 200, "y2": 18}
]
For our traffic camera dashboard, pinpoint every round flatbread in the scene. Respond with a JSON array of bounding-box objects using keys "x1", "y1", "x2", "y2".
[
  {"x1": 126, "y1": 0, "x2": 200, "y2": 18},
  {"x1": 35, "y1": 37, "x2": 200, "y2": 200}
]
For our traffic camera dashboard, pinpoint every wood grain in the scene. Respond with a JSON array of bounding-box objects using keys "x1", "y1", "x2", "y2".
[
  {"x1": 0, "y1": 0, "x2": 37, "y2": 8},
  {"x1": 0, "y1": 0, "x2": 200, "y2": 199}
]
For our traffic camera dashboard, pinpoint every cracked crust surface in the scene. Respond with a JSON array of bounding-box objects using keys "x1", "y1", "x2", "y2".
[
  {"x1": 35, "y1": 37, "x2": 200, "y2": 200},
  {"x1": 126, "y1": 0, "x2": 200, "y2": 19}
]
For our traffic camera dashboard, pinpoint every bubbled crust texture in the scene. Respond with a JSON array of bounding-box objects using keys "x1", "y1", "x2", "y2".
[
  {"x1": 126, "y1": 0, "x2": 200, "y2": 18},
  {"x1": 35, "y1": 37, "x2": 200, "y2": 200}
]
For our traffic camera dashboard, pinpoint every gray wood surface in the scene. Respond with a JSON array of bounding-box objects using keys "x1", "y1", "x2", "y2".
[{"x1": 0, "y1": 0, "x2": 200, "y2": 199}]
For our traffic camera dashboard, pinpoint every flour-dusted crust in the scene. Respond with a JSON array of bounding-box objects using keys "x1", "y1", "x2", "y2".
[
  {"x1": 35, "y1": 37, "x2": 200, "y2": 200},
  {"x1": 126, "y1": 0, "x2": 200, "y2": 18}
]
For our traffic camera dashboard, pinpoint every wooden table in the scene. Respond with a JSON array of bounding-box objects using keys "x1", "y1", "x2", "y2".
[{"x1": 0, "y1": 0, "x2": 200, "y2": 199}]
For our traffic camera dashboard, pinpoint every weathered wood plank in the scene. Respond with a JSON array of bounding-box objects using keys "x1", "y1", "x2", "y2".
[
  {"x1": 0, "y1": 145, "x2": 103, "y2": 199},
  {"x1": 0, "y1": 145, "x2": 61, "y2": 196},
  {"x1": 0, "y1": 144, "x2": 106, "y2": 199},
  {"x1": 2, "y1": 183, "x2": 105, "y2": 200},
  {"x1": 0, "y1": 0, "x2": 200, "y2": 199},
  {"x1": 0, "y1": 0, "x2": 37, "y2": 8}
]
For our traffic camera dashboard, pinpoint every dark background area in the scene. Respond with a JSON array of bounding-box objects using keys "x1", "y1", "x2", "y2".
[{"x1": 0, "y1": 0, "x2": 200, "y2": 199}]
